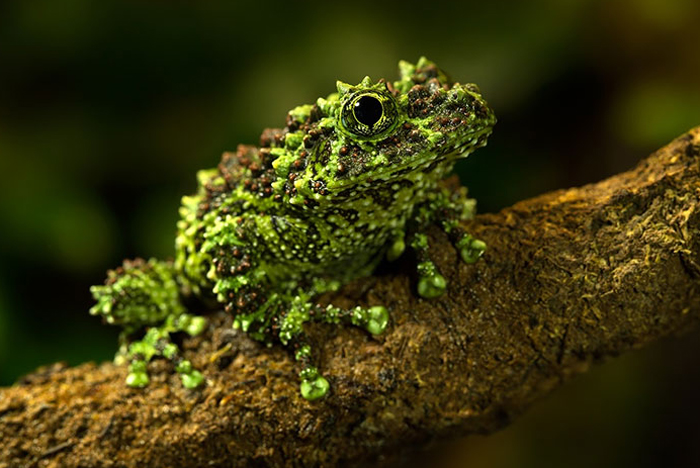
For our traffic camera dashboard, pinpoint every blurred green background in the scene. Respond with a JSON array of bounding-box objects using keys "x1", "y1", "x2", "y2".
[{"x1": 1, "y1": 0, "x2": 699, "y2": 466}]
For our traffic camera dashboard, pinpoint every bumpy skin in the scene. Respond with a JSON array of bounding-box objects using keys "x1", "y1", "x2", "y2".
[{"x1": 90, "y1": 58, "x2": 496, "y2": 400}]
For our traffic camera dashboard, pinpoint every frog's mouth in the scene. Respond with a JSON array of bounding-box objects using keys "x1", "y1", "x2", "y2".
[{"x1": 326, "y1": 125, "x2": 494, "y2": 192}]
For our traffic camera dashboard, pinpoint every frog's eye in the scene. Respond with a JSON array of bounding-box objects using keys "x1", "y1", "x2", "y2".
[
  {"x1": 340, "y1": 91, "x2": 398, "y2": 139},
  {"x1": 354, "y1": 96, "x2": 383, "y2": 127}
]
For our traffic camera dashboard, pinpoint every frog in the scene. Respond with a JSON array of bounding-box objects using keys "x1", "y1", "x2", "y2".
[{"x1": 90, "y1": 57, "x2": 496, "y2": 400}]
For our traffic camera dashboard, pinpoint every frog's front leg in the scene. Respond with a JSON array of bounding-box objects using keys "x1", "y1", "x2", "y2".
[
  {"x1": 411, "y1": 232, "x2": 448, "y2": 298},
  {"x1": 407, "y1": 186, "x2": 486, "y2": 299},
  {"x1": 438, "y1": 186, "x2": 487, "y2": 265},
  {"x1": 225, "y1": 288, "x2": 331, "y2": 400},
  {"x1": 275, "y1": 287, "x2": 389, "y2": 400}
]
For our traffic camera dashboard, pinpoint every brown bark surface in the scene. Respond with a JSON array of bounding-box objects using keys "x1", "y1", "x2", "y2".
[{"x1": 2, "y1": 128, "x2": 700, "y2": 468}]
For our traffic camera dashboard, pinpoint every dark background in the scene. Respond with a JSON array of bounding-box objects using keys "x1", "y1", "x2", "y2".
[{"x1": 1, "y1": 0, "x2": 699, "y2": 466}]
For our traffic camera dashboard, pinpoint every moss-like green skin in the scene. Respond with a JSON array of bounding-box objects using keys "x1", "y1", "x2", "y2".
[{"x1": 90, "y1": 57, "x2": 495, "y2": 399}]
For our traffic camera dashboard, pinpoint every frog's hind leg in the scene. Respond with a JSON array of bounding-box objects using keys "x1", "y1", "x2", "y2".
[
  {"x1": 126, "y1": 313, "x2": 207, "y2": 388},
  {"x1": 90, "y1": 258, "x2": 207, "y2": 388}
]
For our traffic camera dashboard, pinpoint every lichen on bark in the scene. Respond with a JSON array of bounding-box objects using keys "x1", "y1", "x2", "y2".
[{"x1": 1, "y1": 128, "x2": 699, "y2": 468}]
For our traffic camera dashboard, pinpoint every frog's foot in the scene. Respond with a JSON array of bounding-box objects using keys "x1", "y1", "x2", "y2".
[
  {"x1": 295, "y1": 344, "x2": 330, "y2": 401},
  {"x1": 127, "y1": 354, "x2": 204, "y2": 389},
  {"x1": 313, "y1": 303, "x2": 390, "y2": 336},
  {"x1": 437, "y1": 188, "x2": 486, "y2": 264},
  {"x1": 454, "y1": 233, "x2": 487, "y2": 264},
  {"x1": 440, "y1": 216, "x2": 486, "y2": 264},
  {"x1": 410, "y1": 233, "x2": 447, "y2": 298},
  {"x1": 122, "y1": 312, "x2": 207, "y2": 389}
]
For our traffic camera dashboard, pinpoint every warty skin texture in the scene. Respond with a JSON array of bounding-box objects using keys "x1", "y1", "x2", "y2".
[{"x1": 90, "y1": 57, "x2": 496, "y2": 399}]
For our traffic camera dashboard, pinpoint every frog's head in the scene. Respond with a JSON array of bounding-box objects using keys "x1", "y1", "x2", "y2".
[{"x1": 270, "y1": 57, "x2": 495, "y2": 206}]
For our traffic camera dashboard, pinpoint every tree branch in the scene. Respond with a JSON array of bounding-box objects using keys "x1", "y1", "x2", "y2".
[{"x1": 2, "y1": 128, "x2": 700, "y2": 468}]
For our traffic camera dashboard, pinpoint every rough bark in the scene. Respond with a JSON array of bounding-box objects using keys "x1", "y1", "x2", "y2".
[{"x1": 2, "y1": 128, "x2": 700, "y2": 468}]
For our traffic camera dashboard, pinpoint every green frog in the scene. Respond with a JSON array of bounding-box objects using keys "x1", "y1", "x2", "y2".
[{"x1": 90, "y1": 57, "x2": 496, "y2": 400}]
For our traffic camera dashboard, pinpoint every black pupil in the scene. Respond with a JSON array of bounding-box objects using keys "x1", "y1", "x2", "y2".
[{"x1": 354, "y1": 96, "x2": 383, "y2": 127}]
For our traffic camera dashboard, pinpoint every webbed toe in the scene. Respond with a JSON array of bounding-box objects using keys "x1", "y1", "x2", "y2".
[
  {"x1": 457, "y1": 236, "x2": 486, "y2": 264},
  {"x1": 299, "y1": 367, "x2": 330, "y2": 400},
  {"x1": 417, "y1": 272, "x2": 447, "y2": 298}
]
